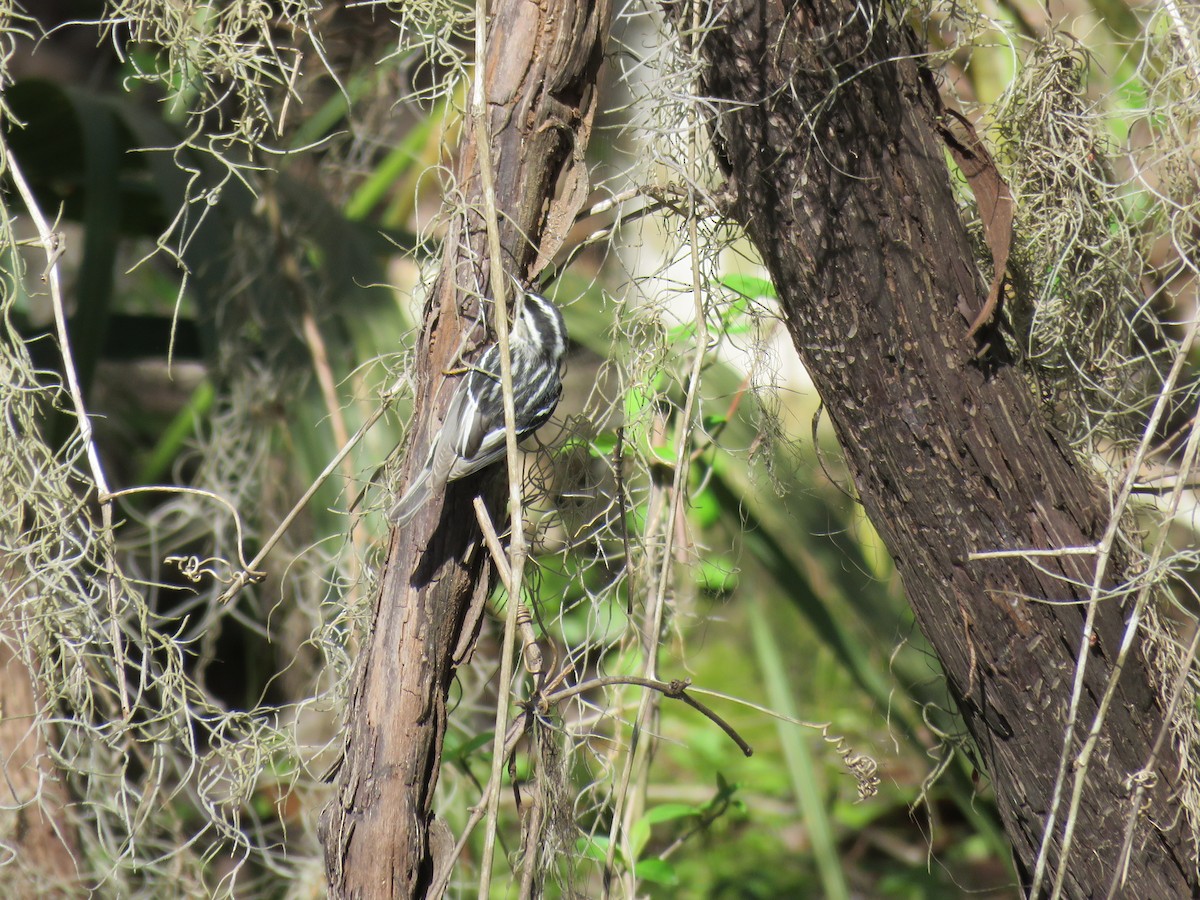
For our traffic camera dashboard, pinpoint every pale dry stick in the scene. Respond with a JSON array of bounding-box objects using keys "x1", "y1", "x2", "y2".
[
  {"x1": 517, "y1": 755, "x2": 546, "y2": 899},
  {"x1": 574, "y1": 184, "x2": 708, "y2": 226},
  {"x1": 1105, "y1": 622, "x2": 1200, "y2": 899},
  {"x1": 599, "y1": 412, "x2": 667, "y2": 894},
  {"x1": 217, "y1": 396, "x2": 395, "y2": 603},
  {"x1": 428, "y1": 668, "x2": 754, "y2": 899},
  {"x1": 556, "y1": 190, "x2": 674, "y2": 277},
  {"x1": 1133, "y1": 479, "x2": 1200, "y2": 494},
  {"x1": 5, "y1": 157, "x2": 108, "y2": 503},
  {"x1": 431, "y1": 714, "x2": 529, "y2": 899},
  {"x1": 689, "y1": 685, "x2": 856, "y2": 731},
  {"x1": 513, "y1": 603, "x2": 543, "y2": 681},
  {"x1": 300, "y1": 311, "x2": 368, "y2": 605},
  {"x1": 578, "y1": 186, "x2": 645, "y2": 219},
  {"x1": 1164, "y1": 0, "x2": 1200, "y2": 84},
  {"x1": 473, "y1": 497, "x2": 544, "y2": 679},
  {"x1": 1029, "y1": 301, "x2": 1200, "y2": 896},
  {"x1": 472, "y1": 0, "x2": 531, "y2": 891},
  {"x1": 274, "y1": 52, "x2": 304, "y2": 136},
  {"x1": 301, "y1": 313, "x2": 353, "y2": 464},
  {"x1": 5, "y1": 147, "x2": 134, "y2": 719},
  {"x1": 1053, "y1": 386, "x2": 1200, "y2": 899},
  {"x1": 604, "y1": 11, "x2": 712, "y2": 888},
  {"x1": 968, "y1": 545, "x2": 1098, "y2": 561},
  {"x1": 557, "y1": 181, "x2": 732, "y2": 284},
  {"x1": 613, "y1": 427, "x2": 637, "y2": 615}
]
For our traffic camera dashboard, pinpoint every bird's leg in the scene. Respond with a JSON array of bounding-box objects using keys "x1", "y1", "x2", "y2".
[{"x1": 444, "y1": 363, "x2": 502, "y2": 383}]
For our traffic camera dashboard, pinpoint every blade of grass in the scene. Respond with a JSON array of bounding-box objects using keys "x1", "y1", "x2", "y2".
[
  {"x1": 136, "y1": 379, "x2": 214, "y2": 484},
  {"x1": 749, "y1": 597, "x2": 849, "y2": 900},
  {"x1": 710, "y1": 462, "x2": 1012, "y2": 865},
  {"x1": 344, "y1": 93, "x2": 453, "y2": 222}
]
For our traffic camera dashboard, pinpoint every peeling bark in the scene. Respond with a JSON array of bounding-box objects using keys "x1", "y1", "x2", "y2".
[
  {"x1": 319, "y1": 1, "x2": 613, "y2": 896},
  {"x1": 672, "y1": 1, "x2": 1197, "y2": 896}
]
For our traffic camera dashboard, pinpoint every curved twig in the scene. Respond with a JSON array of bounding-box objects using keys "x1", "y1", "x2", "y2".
[{"x1": 541, "y1": 675, "x2": 754, "y2": 758}]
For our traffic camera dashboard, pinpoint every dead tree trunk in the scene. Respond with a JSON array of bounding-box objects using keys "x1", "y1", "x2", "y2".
[
  {"x1": 319, "y1": 1, "x2": 612, "y2": 896},
  {"x1": 673, "y1": 1, "x2": 1197, "y2": 896}
]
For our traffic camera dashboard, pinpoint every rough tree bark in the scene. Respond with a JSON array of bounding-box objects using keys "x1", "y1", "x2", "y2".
[
  {"x1": 319, "y1": 1, "x2": 612, "y2": 896},
  {"x1": 0, "y1": 625, "x2": 80, "y2": 897},
  {"x1": 673, "y1": 1, "x2": 1197, "y2": 896}
]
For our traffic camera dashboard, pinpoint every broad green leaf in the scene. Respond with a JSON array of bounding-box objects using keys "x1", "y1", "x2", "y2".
[
  {"x1": 634, "y1": 858, "x2": 679, "y2": 886},
  {"x1": 642, "y1": 803, "x2": 698, "y2": 825},
  {"x1": 718, "y1": 273, "x2": 776, "y2": 300},
  {"x1": 576, "y1": 835, "x2": 614, "y2": 863}
]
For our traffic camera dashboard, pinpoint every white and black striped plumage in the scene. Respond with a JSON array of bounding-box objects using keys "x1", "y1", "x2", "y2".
[{"x1": 389, "y1": 289, "x2": 568, "y2": 525}]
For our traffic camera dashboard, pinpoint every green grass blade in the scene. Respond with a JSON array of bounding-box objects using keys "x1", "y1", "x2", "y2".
[{"x1": 750, "y1": 597, "x2": 849, "y2": 900}]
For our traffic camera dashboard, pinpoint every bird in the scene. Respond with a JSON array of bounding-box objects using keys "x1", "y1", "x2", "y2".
[{"x1": 389, "y1": 286, "x2": 568, "y2": 525}]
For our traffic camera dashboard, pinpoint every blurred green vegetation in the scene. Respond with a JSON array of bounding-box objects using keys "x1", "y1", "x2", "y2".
[{"x1": 2, "y1": 0, "x2": 1193, "y2": 896}]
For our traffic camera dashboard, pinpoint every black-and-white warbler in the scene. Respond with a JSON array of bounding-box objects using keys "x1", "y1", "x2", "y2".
[{"x1": 389, "y1": 287, "x2": 568, "y2": 525}]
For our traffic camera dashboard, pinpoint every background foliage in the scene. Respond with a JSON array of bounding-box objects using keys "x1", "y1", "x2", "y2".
[{"x1": 0, "y1": 0, "x2": 1197, "y2": 897}]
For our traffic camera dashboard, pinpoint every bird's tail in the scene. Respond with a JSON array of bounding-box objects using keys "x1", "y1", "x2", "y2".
[{"x1": 388, "y1": 467, "x2": 433, "y2": 525}]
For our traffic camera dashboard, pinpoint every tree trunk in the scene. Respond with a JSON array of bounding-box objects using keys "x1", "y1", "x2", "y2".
[
  {"x1": 675, "y1": 1, "x2": 1197, "y2": 896},
  {"x1": 319, "y1": 1, "x2": 612, "y2": 896},
  {"x1": 0, "y1": 623, "x2": 80, "y2": 897}
]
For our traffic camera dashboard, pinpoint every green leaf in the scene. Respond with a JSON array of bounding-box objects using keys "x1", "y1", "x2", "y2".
[
  {"x1": 443, "y1": 731, "x2": 495, "y2": 763},
  {"x1": 718, "y1": 273, "x2": 776, "y2": 300},
  {"x1": 624, "y1": 384, "x2": 656, "y2": 419},
  {"x1": 717, "y1": 294, "x2": 756, "y2": 335},
  {"x1": 695, "y1": 556, "x2": 738, "y2": 595},
  {"x1": 589, "y1": 432, "x2": 619, "y2": 457},
  {"x1": 576, "y1": 835, "x2": 613, "y2": 863},
  {"x1": 629, "y1": 817, "x2": 650, "y2": 859},
  {"x1": 691, "y1": 481, "x2": 722, "y2": 529},
  {"x1": 642, "y1": 803, "x2": 698, "y2": 825},
  {"x1": 634, "y1": 858, "x2": 679, "y2": 886}
]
